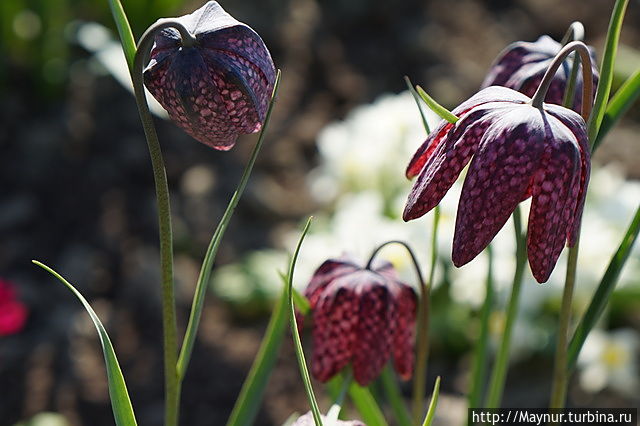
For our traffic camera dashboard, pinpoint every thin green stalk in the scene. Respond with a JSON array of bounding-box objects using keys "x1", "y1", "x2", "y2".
[
  {"x1": 225, "y1": 285, "x2": 289, "y2": 426},
  {"x1": 287, "y1": 218, "x2": 323, "y2": 426},
  {"x1": 132, "y1": 20, "x2": 196, "y2": 426},
  {"x1": 106, "y1": 0, "x2": 136, "y2": 70},
  {"x1": 380, "y1": 367, "x2": 412, "y2": 426},
  {"x1": 177, "y1": 71, "x2": 282, "y2": 380},
  {"x1": 484, "y1": 207, "x2": 526, "y2": 408},
  {"x1": 421, "y1": 377, "x2": 440, "y2": 426},
  {"x1": 467, "y1": 245, "x2": 494, "y2": 415},
  {"x1": 587, "y1": 0, "x2": 630, "y2": 144},
  {"x1": 404, "y1": 76, "x2": 431, "y2": 133}
]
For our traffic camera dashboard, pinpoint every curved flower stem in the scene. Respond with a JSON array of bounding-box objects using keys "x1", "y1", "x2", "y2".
[
  {"x1": 132, "y1": 19, "x2": 195, "y2": 426},
  {"x1": 530, "y1": 41, "x2": 593, "y2": 122},
  {"x1": 560, "y1": 21, "x2": 584, "y2": 45},
  {"x1": 176, "y1": 71, "x2": 281, "y2": 380},
  {"x1": 365, "y1": 240, "x2": 428, "y2": 423},
  {"x1": 485, "y1": 207, "x2": 526, "y2": 408}
]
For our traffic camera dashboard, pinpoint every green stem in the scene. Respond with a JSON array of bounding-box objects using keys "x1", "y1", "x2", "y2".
[
  {"x1": 380, "y1": 367, "x2": 412, "y2": 426},
  {"x1": 421, "y1": 377, "x2": 440, "y2": 426},
  {"x1": 287, "y1": 218, "x2": 323, "y2": 426},
  {"x1": 484, "y1": 207, "x2": 526, "y2": 408},
  {"x1": 549, "y1": 241, "x2": 579, "y2": 408},
  {"x1": 467, "y1": 245, "x2": 494, "y2": 416},
  {"x1": 177, "y1": 71, "x2": 281, "y2": 379},
  {"x1": 133, "y1": 20, "x2": 195, "y2": 426}
]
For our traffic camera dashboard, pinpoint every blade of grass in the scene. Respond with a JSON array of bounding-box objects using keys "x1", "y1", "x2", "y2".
[
  {"x1": 567, "y1": 204, "x2": 640, "y2": 369},
  {"x1": 287, "y1": 218, "x2": 323, "y2": 425},
  {"x1": 467, "y1": 246, "x2": 494, "y2": 415},
  {"x1": 226, "y1": 285, "x2": 289, "y2": 426},
  {"x1": 404, "y1": 76, "x2": 431, "y2": 133},
  {"x1": 416, "y1": 86, "x2": 459, "y2": 124},
  {"x1": 421, "y1": 377, "x2": 440, "y2": 426},
  {"x1": 107, "y1": 0, "x2": 137, "y2": 70},
  {"x1": 380, "y1": 366, "x2": 412, "y2": 426},
  {"x1": 587, "y1": 0, "x2": 629, "y2": 144},
  {"x1": 32, "y1": 261, "x2": 137, "y2": 426},
  {"x1": 348, "y1": 382, "x2": 388, "y2": 426},
  {"x1": 593, "y1": 69, "x2": 640, "y2": 151}
]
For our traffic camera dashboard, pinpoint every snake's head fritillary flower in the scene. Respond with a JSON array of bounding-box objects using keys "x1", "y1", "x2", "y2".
[
  {"x1": 303, "y1": 257, "x2": 417, "y2": 386},
  {"x1": 403, "y1": 85, "x2": 590, "y2": 283},
  {"x1": 482, "y1": 36, "x2": 598, "y2": 113},
  {"x1": 292, "y1": 412, "x2": 365, "y2": 426},
  {"x1": 144, "y1": 1, "x2": 276, "y2": 150},
  {"x1": 0, "y1": 278, "x2": 28, "y2": 336}
]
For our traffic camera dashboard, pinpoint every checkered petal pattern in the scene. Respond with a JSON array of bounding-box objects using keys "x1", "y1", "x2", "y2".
[
  {"x1": 303, "y1": 258, "x2": 417, "y2": 386},
  {"x1": 143, "y1": 1, "x2": 276, "y2": 150},
  {"x1": 404, "y1": 86, "x2": 590, "y2": 283}
]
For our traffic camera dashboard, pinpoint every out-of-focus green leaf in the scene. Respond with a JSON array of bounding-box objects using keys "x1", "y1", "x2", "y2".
[
  {"x1": 380, "y1": 366, "x2": 412, "y2": 426},
  {"x1": 416, "y1": 86, "x2": 459, "y2": 124},
  {"x1": 593, "y1": 69, "x2": 640, "y2": 151},
  {"x1": 567, "y1": 204, "x2": 640, "y2": 369},
  {"x1": 421, "y1": 377, "x2": 440, "y2": 426},
  {"x1": 348, "y1": 382, "x2": 388, "y2": 426},
  {"x1": 32, "y1": 261, "x2": 137, "y2": 426}
]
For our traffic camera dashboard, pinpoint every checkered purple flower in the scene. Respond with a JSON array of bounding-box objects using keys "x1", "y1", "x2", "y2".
[
  {"x1": 482, "y1": 35, "x2": 598, "y2": 113},
  {"x1": 303, "y1": 257, "x2": 417, "y2": 386},
  {"x1": 143, "y1": 1, "x2": 276, "y2": 150},
  {"x1": 403, "y1": 86, "x2": 591, "y2": 283}
]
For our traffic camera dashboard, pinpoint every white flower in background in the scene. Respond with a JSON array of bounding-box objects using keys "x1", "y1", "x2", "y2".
[{"x1": 578, "y1": 329, "x2": 640, "y2": 396}]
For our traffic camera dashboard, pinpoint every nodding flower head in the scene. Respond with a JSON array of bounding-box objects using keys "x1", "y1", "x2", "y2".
[
  {"x1": 403, "y1": 85, "x2": 590, "y2": 283},
  {"x1": 482, "y1": 35, "x2": 598, "y2": 113},
  {"x1": 303, "y1": 257, "x2": 417, "y2": 386},
  {"x1": 143, "y1": 1, "x2": 276, "y2": 150}
]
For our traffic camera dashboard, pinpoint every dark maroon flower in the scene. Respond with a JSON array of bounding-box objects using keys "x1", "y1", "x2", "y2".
[
  {"x1": 303, "y1": 257, "x2": 417, "y2": 386},
  {"x1": 144, "y1": 1, "x2": 276, "y2": 150},
  {"x1": 292, "y1": 412, "x2": 364, "y2": 426},
  {"x1": 403, "y1": 86, "x2": 590, "y2": 283},
  {"x1": 0, "y1": 278, "x2": 28, "y2": 336},
  {"x1": 482, "y1": 36, "x2": 598, "y2": 113}
]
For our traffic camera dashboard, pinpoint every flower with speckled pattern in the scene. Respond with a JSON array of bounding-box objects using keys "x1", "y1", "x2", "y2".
[
  {"x1": 482, "y1": 35, "x2": 599, "y2": 113},
  {"x1": 143, "y1": 1, "x2": 276, "y2": 150},
  {"x1": 403, "y1": 86, "x2": 590, "y2": 283},
  {"x1": 303, "y1": 257, "x2": 417, "y2": 386}
]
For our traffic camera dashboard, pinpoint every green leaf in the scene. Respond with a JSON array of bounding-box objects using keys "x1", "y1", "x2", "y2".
[
  {"x1": 107, "y1": 0, "x2": 137, "y2": 71},
  {"x1": 287, "y1": 218, "x2": 323, "y2": 425},
  {"x1": 404, "y1": 76, "x2": 431, "y2": 134},
  {"x1": 380, "y1": 367, "x2": 412, "y2": 426},
  {"x1": 292, "y1": 287, "x2": 311, "y2": 315},
  {"x1": 421, "y1": 377, "x2": 440, "y2": 426},
  {"x1": 32, "y1": 261, "x2": 137, "y2": 426},
  {"x1": 567, "y1": 204, "x2": 640, "y2": 370},
  {"x1": 593, "y1": 69, "x2": 640, "y2": 151},
  {"x1": 416, "y1": 86, "x2": 459, "y2": 124},
  {"x1": 226, "y1": 286, "x2": 289, "y2": 426},
  {"x1": 587, "y1": 0, "x2": 629, "y2": 144},
  {"x1": 348, "y1": 383, "x2": 388, "y2": 426}
]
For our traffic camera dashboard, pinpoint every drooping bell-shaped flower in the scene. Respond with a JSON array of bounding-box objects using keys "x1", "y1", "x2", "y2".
[
  {"x1": 482, "y1": 35, "x2": 599, "y2": 113},
  {"x1": 143, "y1": 1, "x2": 276, "y2": 150},
  {"x1": 403, "y1": 82, "x2": 591, "y2": 283},
  {"x1": 303, "y1": 257, "x2": 417, "y2": 386}
]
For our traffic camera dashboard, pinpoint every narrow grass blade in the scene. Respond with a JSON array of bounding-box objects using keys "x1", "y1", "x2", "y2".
[
  {"x1": 593, "y1": 69, "x2": 640, "y2": 151},
  {"x1": 107, "y1": 0, "x2": 137, "y2": 70},
  {"x1": 467, "y1": 246, "x2": 494, "y2": 414},
  {"x1": 404, "y1": 76, "x2": 431, "y2": 134},
  {"x1": 226, "y1": 286, "x2": 289, "y2": 426},
  {"x1": 587, "y1": 0, "x2": 629, "y2": 144},
  {"x1": 348, "y1": 383, "x2": 388, "y2": 426},
  {"x1": 567, "y1": 204, "x2": 640, "y2": 369},
  {"x1": 292, "y1": 287, "x2": 311, "y2": 315},
  {"x1": 416, "y1": 86, "x2": 459, "y2": 124},
  {"x1": 421, "y1": 376, "x2": 440, "y2": 426},
  {"x1": 32, "y1": 261, "x2": 137, "y2": 426},
  {"x1": 380, "y1": 366, "x2": 412, "y2": 426},
  {"x1": 287, "y1": 218, "x2": 323, "y2": 425}
]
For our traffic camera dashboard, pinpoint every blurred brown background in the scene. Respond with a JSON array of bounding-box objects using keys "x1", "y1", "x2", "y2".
[{"x1": 1, "y1": 0, "x2": 638, "y2": 425}]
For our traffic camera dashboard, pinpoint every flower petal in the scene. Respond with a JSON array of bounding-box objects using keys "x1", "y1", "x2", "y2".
[
  {"x1": 311, "y1": 279, "x2": 358, "y2": 382},
  {"x1": 351, "y1": 272, "x2": 394, "y2": 385},
  {"x1": 527, "y1": 116, "x2": 581, "y2": 283},
  {"x1": 390, "y1": 282, "x2": 417, "y2": 380},
  {"x1": 304, "y1": 259, "x2": 359, "y2": 309},
  {"x1": 453, "y1": 106, "x2": 545, "y2": 267}
]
